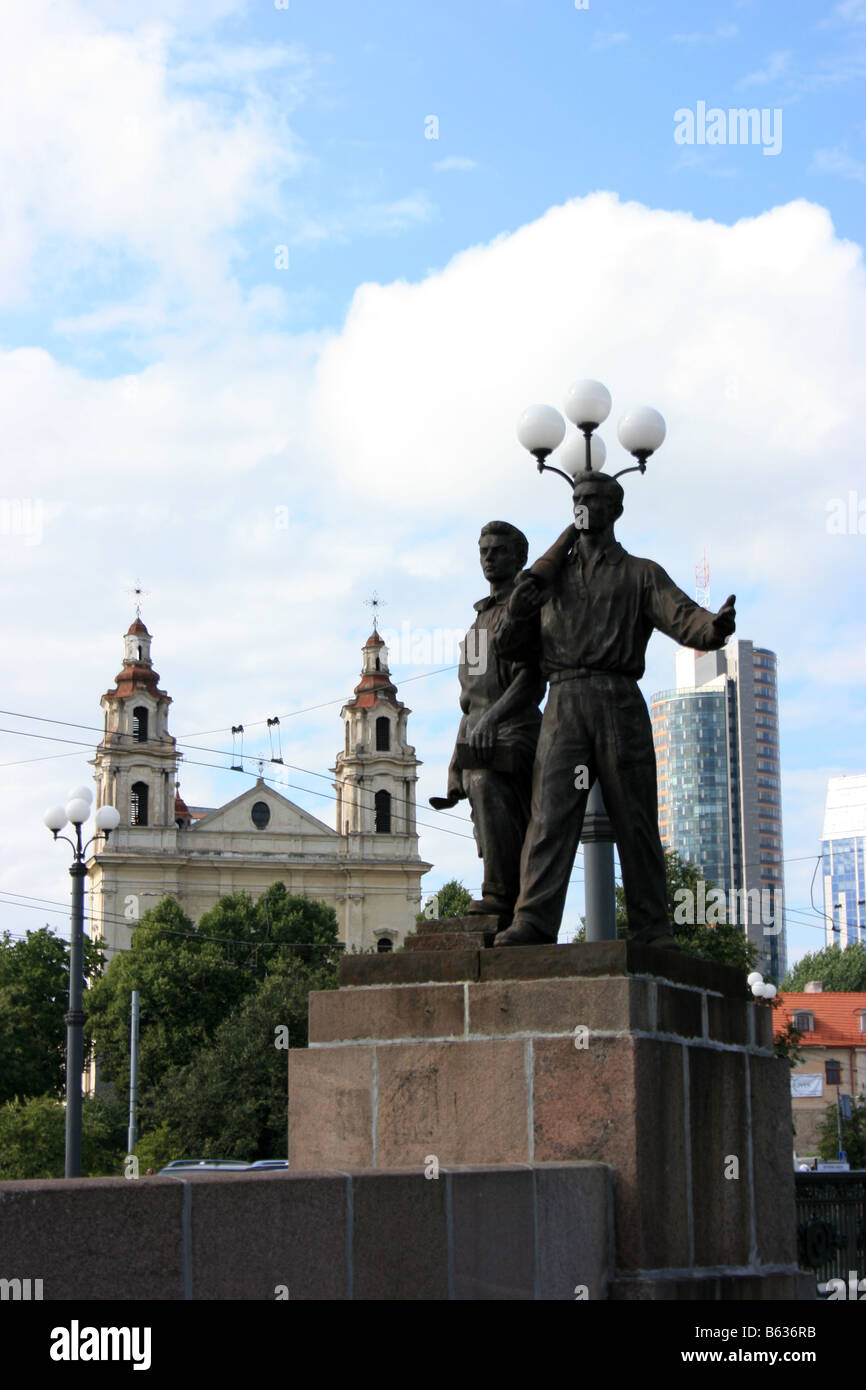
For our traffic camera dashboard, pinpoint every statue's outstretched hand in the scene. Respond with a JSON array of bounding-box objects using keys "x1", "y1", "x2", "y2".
[{"x1": 713, "y1": 594, "x2": 736, "y2": 641}]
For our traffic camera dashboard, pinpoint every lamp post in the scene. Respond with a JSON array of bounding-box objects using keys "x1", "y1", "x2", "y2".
[
  {"x1": 515, "y1": 378, "x2": 667, "y2": 942},
  {"x1": 43, "y1": 787, "x2": 120, "y2": 1177},
  {"x1": 516, "y1": 377, "x2": 667, "y2": 486}
]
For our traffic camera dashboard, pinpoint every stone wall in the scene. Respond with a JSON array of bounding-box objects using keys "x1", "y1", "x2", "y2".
[{"x1": 0, "y1": 1163, "x2": 610, "y2": 1301}]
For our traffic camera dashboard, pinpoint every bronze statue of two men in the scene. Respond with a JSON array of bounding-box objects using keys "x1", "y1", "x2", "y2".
[{"x1": 431, "y1": 468, "x2": 736, "y2": 948}]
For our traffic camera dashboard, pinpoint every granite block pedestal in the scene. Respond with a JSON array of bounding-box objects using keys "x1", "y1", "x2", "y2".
[{"x1": 289, "y1": 936, "x2": 809, "y2": 1300}]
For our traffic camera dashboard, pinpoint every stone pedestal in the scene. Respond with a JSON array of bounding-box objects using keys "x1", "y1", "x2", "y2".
[{"x1": 289, "y1": 940, "x2": 807, "y2": 1299}]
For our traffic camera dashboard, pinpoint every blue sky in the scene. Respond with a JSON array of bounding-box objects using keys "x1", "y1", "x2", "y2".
[{"x1": 1, "y1": 0, "x2": 865, "y2": 971}]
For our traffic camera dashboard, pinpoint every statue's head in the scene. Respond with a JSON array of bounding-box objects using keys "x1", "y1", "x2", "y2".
[
  {"x1": 478, "y1": 520, "x2": 529, "y2": 585},
  {"x1": 571, "y1": 470, "x2": 624, "y2": 533}
]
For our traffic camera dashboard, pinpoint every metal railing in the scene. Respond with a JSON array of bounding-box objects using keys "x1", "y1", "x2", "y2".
[{"x1": 796, "y1": 1173, "x2": 866, "y2": 1287}]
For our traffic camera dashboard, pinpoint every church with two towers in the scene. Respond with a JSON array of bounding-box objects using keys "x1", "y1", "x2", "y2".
[{"x1": 85, "y1": 617, "x2": 431, "y2": 959}]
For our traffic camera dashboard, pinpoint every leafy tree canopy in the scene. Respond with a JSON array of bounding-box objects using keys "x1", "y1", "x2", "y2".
[
  {"x1": 577, "y1": 851, "x2": 759, "y2": 976},
  {"x1": 152, "y1": 953, "x2": 338, "y2": 1161},
  {"x1": 818, "y1": 1094, "x2": 866, "y2": 1170},
  {"x1": 781, "y1": 942, "x2": 866, "y2": 993},
  {"x1": 86, "y1": 887, "x2": 340, "y2": 1093},
  {"x1": 0, "y1": 1092, "x2": 126, "y2": 1180},
  {"x1": 0, "y1": 927, "x2": 102, "y2": 1106},
  {"x1": 417, "y1": 878, "x2": 473, "y2": 922}
]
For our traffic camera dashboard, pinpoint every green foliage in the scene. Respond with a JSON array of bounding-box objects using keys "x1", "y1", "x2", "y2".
[
  {"x1": 817, "y1": 1094, "x2": 866, "y2": 1169},
  {"x1": 132, "y1": 1125, "x2": 182, "y2": 1174},
  {"x1": 577, "y1": 851, "x2": 759, "y2": 975},
  {"x1": 85, "y1": 897, "x2": 253, "y2": 1092},
  {"x1": 772, "y1": 1014, "x2": 804, "y2": 1069},
  {"x1": 0, "y1": 927, "x2": 103, "y2": 1106},
  {"x1": 152, "y1": 954, "x2": 338, "y2": 1161},
  {"x1": 0, "y1": 1092, "x2": 126, "y2": 1180},
  {"x1": 781, "y1": 943, "x2": 866, "y2": 993},
  {"x1": 417, "y1": 878, "x2": 473, "y2": 922},
  {"x1": 86, "y1": 885, "x2": 341, "y2": 1163},
  {"x1": 0, "y1": 1094, "x2": 65, "y2": 1178}
]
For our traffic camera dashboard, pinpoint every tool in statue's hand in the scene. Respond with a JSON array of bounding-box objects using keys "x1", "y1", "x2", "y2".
[{"x1": 508, "y1": 572, "x2": 546, "y2": 620}]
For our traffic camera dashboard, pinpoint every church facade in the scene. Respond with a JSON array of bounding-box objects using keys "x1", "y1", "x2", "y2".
[{"x1": 86, "y1": 619, "x2": 431, "y2": 958}]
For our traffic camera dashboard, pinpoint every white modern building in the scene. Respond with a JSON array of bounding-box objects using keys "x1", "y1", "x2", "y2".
[{"x1": 822, "y1": 774, "x2": 866, "y2": 948}]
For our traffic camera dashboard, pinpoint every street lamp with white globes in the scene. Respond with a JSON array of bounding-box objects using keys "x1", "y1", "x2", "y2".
[
  {"x1": 43, "y1": 785, "x2": 120, "y2": 1177},
  {"x1": 516, "y1": 377, "x2": 666, "y2": 488}
]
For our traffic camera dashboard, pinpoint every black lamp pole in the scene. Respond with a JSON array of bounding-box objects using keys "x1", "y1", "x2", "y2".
[{"x1": 47, "y1": 814, "x2": 115, "y2": 1177}]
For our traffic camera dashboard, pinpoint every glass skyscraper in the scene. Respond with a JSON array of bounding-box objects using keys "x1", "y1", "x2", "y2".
[
  {"x1": 651, "y1": 640, "x2": 786, "y2": 979},
  {"x1": 822, "y1": 775, "x2": 866, "y2": 947}
]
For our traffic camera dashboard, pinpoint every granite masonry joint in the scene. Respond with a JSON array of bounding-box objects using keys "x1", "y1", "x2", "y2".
[
  {"x1": 308, "y1": 1029, "x2": 776, "y2": 1052},
  {"x1": 339, "y1": 980, "x2": 471, "y2": 992},
  {"x1": 616, "y1": 1261, "x2": 803, "y2": 1281}
]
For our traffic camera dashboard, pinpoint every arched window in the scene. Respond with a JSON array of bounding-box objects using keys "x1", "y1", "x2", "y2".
[
  {"x1": 130, "y1": 782, "x2": 149, "y2": 826},
  {"x1": 374, "y1": 789, "x2": 391, "y2": 834},
  {"x1": 376, "y1": 716, "x2": 390, "y2": 752},
  {"x1": 375, "y1": 656, "x2": 381, "y2": 671},
  {"x1": 377, "y1": 937, "x2": 393, "y2": 953},
  {"x1": 792, "y1": 1011, "x2": 814, "y2": 1033},
  {"x1": 132, "y1": 706, "x2": 148, "y2": 742}
]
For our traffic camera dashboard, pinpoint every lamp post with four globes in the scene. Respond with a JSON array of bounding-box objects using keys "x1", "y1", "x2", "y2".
[{"x1": 43, "y1": 788, "x2": 120, "y2": 1177}]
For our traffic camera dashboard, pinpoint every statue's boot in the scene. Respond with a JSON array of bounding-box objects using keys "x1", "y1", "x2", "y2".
[
  {"x1": 630, "y1": 928, "x2": 680, "y2": 951},
  {"x1": 493, "y1": 919, "x2": 556, "y2": 947},
  {"x1": 467, "y1": 897, "x2": 510, "y2": 916}
]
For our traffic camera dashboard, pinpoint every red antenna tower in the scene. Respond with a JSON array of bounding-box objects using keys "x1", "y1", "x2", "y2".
[{"x1": 695, "y1": 550, "x2": 710, "y2": 609}]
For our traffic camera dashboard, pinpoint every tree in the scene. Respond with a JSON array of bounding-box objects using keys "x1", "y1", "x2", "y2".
[
  {"x1": 85, "y1": 897, "x2": 255, "y2": 1093},
  {"x1": 817, "y1": 1094, "x2": 866, "y2": 1170},
  {"x1": 781, "y1": 943, "x2": 866, "y2": 993},
  {"x1": 152, "y1": 954, "x2": 338, "y2": 1161},
  {"x1": 85, "y1": 885, "x2": 342, "y2": 1157},
  {"x1": 0, "y1": 927, "x2": 103, "y2": 1106},
  {"x1": 577, "y1": 851, "x2": 759, "y2": 975},
  {"x1": 417, "y1": 878, "x2": 473, "y2": 922},
  {"x1": 0, "y1": 1093, "x2": 126, "y2": 1180},
  {"x1": 772, "y1": 1014, "x2": 804, "y2": 1069}
]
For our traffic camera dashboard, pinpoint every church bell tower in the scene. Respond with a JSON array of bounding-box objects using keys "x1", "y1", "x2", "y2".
[
  {"x1": 334, "y1": 630, "x2": 421, "y2": 840},
  {"x1": 92, "y1": 616, "x2": 180, "y2": 831}
]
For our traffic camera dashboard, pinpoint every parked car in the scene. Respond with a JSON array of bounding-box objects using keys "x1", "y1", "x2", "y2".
[
  {"x1": 248, "y1": 1159, "x2": 289, "y2": 1170},
  {"x1": 158, "y1": 1159, "x2": 251, "y2": 1173}
]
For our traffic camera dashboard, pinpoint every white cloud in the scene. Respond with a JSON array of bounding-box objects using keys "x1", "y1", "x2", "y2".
[
  {"x1": 824, "y1": 0, "x2": 866, "y2": 25},
  {"x1": 810, "y1": 146, "x2": 866, "y2": 182},
  {"x1": 0, "y1": 1, "x2": 307, "y2": 308},
  {"x1": 287, "y1": 192, "x2": 436, "y2": 246},
  {"x1": 433, "y1": 156, "x2": 478, "y2": 173},
  {"x1": 590, "y1": 30, "x2": 629, "y2": 53},
  {"x1": 737, "y1": 49, "x2": 791, "y2": 87},
  {"x1": 671, "y1": 23, "x2": 738, "y2": 44}
]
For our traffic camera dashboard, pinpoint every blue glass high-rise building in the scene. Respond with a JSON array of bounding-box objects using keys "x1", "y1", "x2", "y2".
[{"x1": 651, "y1": 640, "x2": 786, "y2": 979}]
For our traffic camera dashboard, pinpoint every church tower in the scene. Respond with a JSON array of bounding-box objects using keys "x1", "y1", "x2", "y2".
[
  {"x1": 334, "y1": 630, "x2": 421, "y2": 841},
  {"x1": 92, "y1": 616, "x2": 180, "y2": 832}
]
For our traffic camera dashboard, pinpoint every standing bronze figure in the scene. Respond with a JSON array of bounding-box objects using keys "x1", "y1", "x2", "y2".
[
  {"x1": 430, "y1": 522, "x2": 545, "y2": 926},
  {"x1": 494, "y1": 469, "x2": 736, "y2": 948}
]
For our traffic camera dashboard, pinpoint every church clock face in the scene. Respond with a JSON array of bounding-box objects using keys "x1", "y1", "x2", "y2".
[{"x1": 251, "y1": 801, "x2": 271, "y2": 830}]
